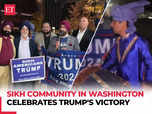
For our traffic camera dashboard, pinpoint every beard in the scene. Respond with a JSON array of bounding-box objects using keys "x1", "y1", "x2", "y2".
[
  {"x1": 2, "y1": 30, "x2": 11, "y2": 37},
  {"x1": 43, "y1": 31, "x2": 50, "y2": 36},
  {"x1": 58, "y1": 30, "x2": 67, "y2": 36}
]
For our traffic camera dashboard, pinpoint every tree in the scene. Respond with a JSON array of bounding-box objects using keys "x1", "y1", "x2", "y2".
[{"x1": 67, "y1": 0, "x2": 105, "y2": 31}]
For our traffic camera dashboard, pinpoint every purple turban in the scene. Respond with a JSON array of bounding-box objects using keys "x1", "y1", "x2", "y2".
[
  {"x1": 60, "y1": 20, "x2": 71, "y2": 32},
  {"x1": 111, "y1": 0, "x2": 150, "y2": 34}
]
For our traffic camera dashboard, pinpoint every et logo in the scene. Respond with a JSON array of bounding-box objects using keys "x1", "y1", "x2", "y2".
[
  {"x1": 0, "y1": 97, "x2": 16, "y2": 114},
  {"x1": 4, "y1": 4, "x2": 16, "y2": 16}
]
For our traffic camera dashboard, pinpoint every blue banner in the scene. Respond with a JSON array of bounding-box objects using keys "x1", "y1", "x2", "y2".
[
  {"x1": 11, "y1": 56, "x2": 45, "y2": 83},
  {"x1": 82, "y1": 29, "x2": 117, "y2": 67},
  {"x1": 45, "y1": 50, "x2": 84, "y2": 88},
  {"x1": 79, "y1": 29, "x2": 117, "y2": 86}
]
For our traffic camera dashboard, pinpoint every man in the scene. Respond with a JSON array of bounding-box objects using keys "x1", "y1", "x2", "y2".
[
  {"x1": 14, "y1": 21, "x2": 39, "y2": 58},
  {"x1": 47, "y1": 20, "x2": 80, "y2": 54},
  {"x1": 0, "y1": 21, "x2": 16, "y2": 88},
  {"x1": 14, "y1": 21, "x2": 39, "y2": 88},
  {"x1": 72, "y1": 16, "x2": 94, "y2": 52},
  {"x1": 74, "y1": 0, "x2": 152, "y2": 88},
  {"x1": 35, "y1": 21, "x2": 56, "y2": 54}
]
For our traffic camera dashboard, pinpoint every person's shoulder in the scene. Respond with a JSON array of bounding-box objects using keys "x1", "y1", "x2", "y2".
[
  {"x1": 68, "y1": 35, "x2": 77, "y2": 40},
  {"x1": 87, "y1": 28, "x2": 93, "y2": 32},
  {"x1": 73, "y1": 29, "x2": 79, "y2": 33},
  {"x1": 51, "y1": 32, "x2": 57, "y2": 37},
  {"x1": 35, "y1": 32, "x2": 43, "y2": 37},
  {"x1": 35, "y1": 31, "x2": 43, "y2": 35},
  {"x1": 10, "y1": 35, "x2": 15, "y2": 39},
  {"x1": 68, "y1": 35, "x2": 79, "y2": 44},
  {"x1": 14, "y1": 36, "x2": 20, "y2": 42},
  {"x1": 135, "y1": 34, "x2": 146, "y2": 43},
  {"x1": 86, "y1": 28, "x2": 94, "y2": 33},
  {"x1": 29, "y1": 38, "x2": 36, "y2": 44},
  {"x1": 135, "y1": 34, "x2": 149, "y2": 47},
  {"x1": 0, "y1": 35, "x2": 3, "y2": 39},
  {"x1": 29, "y1": 38, "x2": 38, "y2": 48},
  {"x1": 85, "y1": 29, "x2": 94, "y2": 37},
  {"x1": 72, "y1": 29, "x2": 79, "y2": 36},
  {"x1": 49, "y1": 36, "x2": 58, "y2": 43},
  {"x1": 0, "y1": 35, "x2": 2, "y2": 45},
  {"x1": 30, "y1": 37, "x2": 36, "y2": 41},
  {"x1": 0, "y1": 35, "x2": 14, "y2": 39},
  {"x1": 51, "y1": 35, "x2": 58, "y2": 40},
  {"x1": 35, "y1": 32, "x2": 44, "y2": 42},
  {"x1": 13, "y1": 36, "x2": 21, "y2": 47}
]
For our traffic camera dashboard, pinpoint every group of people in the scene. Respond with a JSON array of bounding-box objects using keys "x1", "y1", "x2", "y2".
[
  {"x1": 74, "y1": 0, "x2": 152, "y2": 88},
  {"x1": 1, "y1": 0, "x2": 152, "y2": 89},
  {"x1": 0, "y1": 16, "x2": 94, "y2": 88}
]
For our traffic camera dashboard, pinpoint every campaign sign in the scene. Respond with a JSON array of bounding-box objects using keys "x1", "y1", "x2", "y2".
[
  {"x1": 11, "y1": 56, "x2": 45, "y2": 83},
  {"x1": 45, "y1": 50, "x2": 84, "y2": 88},
  {"x1": 82, "y1": 29, "x2": 117, "y2": 67},
  {"x1": 79, "y1": 29, "x2": 117, "y2": 86}
]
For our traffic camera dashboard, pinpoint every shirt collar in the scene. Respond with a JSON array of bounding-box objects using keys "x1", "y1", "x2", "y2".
[
  {"x1": 21, "y1": 36, "x2": 30, "y2": 41},
  {"x1": 78, "y1": 28, "x2": 87, "y2": 33},
  {"x1": 60, "y1": 34, "x2": 69, "y2": 38}
]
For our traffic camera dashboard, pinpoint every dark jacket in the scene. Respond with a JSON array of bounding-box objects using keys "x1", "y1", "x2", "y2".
[
  {"x1": 14, "y1": 37, "x2": 39, "y2": 58},
  {"x1": 72, "y1": 28, "x2": 94, "y2": 52}
]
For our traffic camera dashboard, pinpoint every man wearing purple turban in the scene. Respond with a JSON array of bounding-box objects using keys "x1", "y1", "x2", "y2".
[
  {"x1": 47, "y1": 20, "x2": 80, "y2": 54},
  {"x1": 0, "y1": 20, "x2": 16, "y2": 88},
  {"x1": 101, "y1": 0, "x2": 152, "y2": 87}
]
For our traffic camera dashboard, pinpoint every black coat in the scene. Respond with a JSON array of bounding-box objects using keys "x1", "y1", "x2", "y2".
[
  {"x1": 72, "y1": 29, "x2": 94, "y2": 52},
  {"x1": 14, "y1": 37, "x2": 39, "y2": 58}
]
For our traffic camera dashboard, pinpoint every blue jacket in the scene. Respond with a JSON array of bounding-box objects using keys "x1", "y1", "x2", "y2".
[{"x1": 102, "y1": 33, "x2": 152, "y2": 87}]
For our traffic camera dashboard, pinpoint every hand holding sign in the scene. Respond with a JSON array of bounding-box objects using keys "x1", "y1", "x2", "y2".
[
  {"x1": 11, "y1": 56, "x2": 45, "y2": 83},
  {"x1": 56, "y1": 40, "x2": 60, "y2": 50}
]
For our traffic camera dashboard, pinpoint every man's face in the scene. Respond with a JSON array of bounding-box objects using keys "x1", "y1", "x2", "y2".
[
  {"x1": 60, "y1": 24, "x2": 68, "y2": 34},
  {"x1": 42, "y1": 23, "x2": 51, "y2": 33},
  {"x1": 21, "y1": 26, "x2": 29, "y2": 38},
  {"x1": 79, "y1": 17, "x2": 89, "y2": 30},
  {"x1": 3, "y1": 25, "x2": 12, "y2": 32},
  {"x1": 110, "y1": 20, "x2": 127, "y2": 34}
]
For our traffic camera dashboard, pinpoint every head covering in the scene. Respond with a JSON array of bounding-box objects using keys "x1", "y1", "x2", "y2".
[
  {"x1": 111, "y1": 0, "x2": 150, "y2": 34},
  {"x1": 19, "y1": 21, "x2": 32, "y2": 31},
  {"x1": 24, "y1": 20, "x2": 35, "y2": 31},
  {"x1": 0, "y1": 20, "x2": 14, "y2": 30},
  {"x1": 30, "y1": 23, "x2": 35, "y2": 31},
  {"x1": 60, "y1": 20, "x2": 71, "y2": 32}
]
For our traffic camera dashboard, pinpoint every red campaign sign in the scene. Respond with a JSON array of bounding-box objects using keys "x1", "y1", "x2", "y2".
[
  {"x1": 0, "y1": 97, "x2": 16, "y2": 114},
  {"x1": 4, "y1": 4, "x2": 16, "y2": 16}
]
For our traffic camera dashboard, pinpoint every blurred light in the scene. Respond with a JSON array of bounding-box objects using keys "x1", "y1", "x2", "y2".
[
  {"x1": 37, "y1": 0, "x2": 42, "y2": 4},
  {"x1": 148, "y1": 16, "x2": 152, "y2": 19}
]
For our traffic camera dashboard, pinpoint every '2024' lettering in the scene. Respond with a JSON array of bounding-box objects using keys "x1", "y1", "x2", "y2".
[{"x1": 57, "y1": 73, "x2": 75, "y2": 82}]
